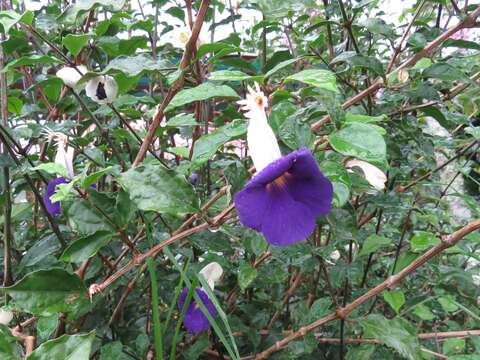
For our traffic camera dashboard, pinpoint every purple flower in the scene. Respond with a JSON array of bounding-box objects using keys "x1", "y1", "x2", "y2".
[
  {"x1": 234, "y1": 147, "x2": 333, "y2": 246},
  {"x1": 178, "y1": 288, "x2": 217, "y2": 333},
  {"x1": 43, "y1": 177, "x2": 68, "y2": 216}
]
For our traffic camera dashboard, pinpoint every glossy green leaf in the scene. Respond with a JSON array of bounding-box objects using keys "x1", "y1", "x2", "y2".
[
  {"x1": 209, "y1": 70, "x2": 262, "y2": 82},
  {"x1": 30, "y1": 162, "x2": 68, "y2": 178},
  {"x1": 60, "y1": 231, "x2": 114, "y2": 263},
  {"x1": 191, "y1": 120, "x2": 246, "y2": 166},
  {"x1": 27, "y1": 332, "x2": 95, "y2": 360},
  {"x1": 0, "y1": 324, "x2": 22, "y2": 360},
  {"x1": 1, "y1": 269, "x2": 87, "y2": 315},
  {"x1": 359, "y1": 234, "x2": 391, "y2": 256},
  {"x1": 423, "y1": 63, "x2": 469, "y2": 82},
  {"x1": 62, "y1": 34, "x2": 91, "y2": 56},
  {"x1": 383, "y1": 290, "x2": 405, "y2": 314},
  {"x1": 360, "y1": 314, "x2": 421, "y2": 360},
  {"x1": 167, "y1": 83, "x2": 240, "y2": 111},
  {"x1": 1, "y1": 55, "x2": 62, "y2": 73},
  {"x1": 120, "y1": 164, "x2": 199, "y2": 215},
  {"x1": 410, "y1": 231, "x2": 440, "y2": 252},
  {"x1": 238, "y1": 263, "x2": 258, "y2": 291},
  {"x1": 104, "y1": 53, "x2": 170, "y2": 77},
  {"x1": 329, "y1": 123, "x2": 387, "y2": 168},
  {"x1": 413, "y1": 303, "x2": 435, "y2": 321},
  {"x1": 67, "y1": 200, "x2": 114, "y2": 235},
  {"x1": 59, "y1": 0, "x2": 126, "y2": 23},
  {"x1": 164, "y1": 113, "x2": 197, "y2": 128},
  {"x1": 285, "y1": 69, "x2": 338, "y2": 92},
  {"x1": 0, "y1": 10, "x2": 33, "y2": 34}
]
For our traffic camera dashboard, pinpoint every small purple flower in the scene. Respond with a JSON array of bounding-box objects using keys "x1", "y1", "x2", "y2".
[
  {"x1": 189, "y1": 172, "x2": 199, "y2": 184},
  {"x1": 178, "y1": 288, "x2": 217, "y2": 333},
  {"x1": 234, "y1": 147, "x2": 333, "y2": 246},
  {"x1": 43, "y1": 177, "x2": 68, "y2": 216}
]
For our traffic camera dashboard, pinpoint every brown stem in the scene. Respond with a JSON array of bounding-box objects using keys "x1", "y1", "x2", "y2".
[
  {"x1": 133, "y1": 0, "x2": 211, "y2": 166},
  {"x1": 310, "y1": 5, "x2": 480, "y2": 132},
  {"x1": 254, "y1": 219, "x2": 480, "y2": 359}
]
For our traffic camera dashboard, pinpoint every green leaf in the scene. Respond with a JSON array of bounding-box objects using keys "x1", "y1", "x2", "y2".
[
  {"x1": 7, "y1": 97, "x2": 23, "y2": 115},
  {"x1": 264, "y1": 58, "x2": 301, "y2": 79},
  {"x1": 80, "y1": 166, "x2": 114, "y2": 188},
  {"x1": 19, "y1": 234, "x2": 61, "y2": 269},
  {"x1": 104, "y1": 53, "x2": 170, "y2": 77},
  {"x1": 284, "y1": 69, "x2": 338, "y2": 92},
  {"x1": 438, "y1": 295, "x2": 459, "y2": 313},
  {"x1": 410, "y1": 231, "x2": 440, "y2": 252},
  {"x1": 1, "y1": 55, "x2": 62, "y2": 73},
  {"x1": 423, "y1": 63, "x2": 469, "y2": 82},
  {"x1": 443, "y1": 338, "x2": 465, "y2": 355},
  {"x1": 30, "y1": 162, "x2": 68, "y2": 178},
  {"x1": 0, "y1": 10, "x2": 33, "y2": 34},
  {"x1": 359, "y1": 234, "x2": 391, "y2": 256},
  {"x1": 238, "y1": 263, "x2": 258, "y2": 291},
  {"x1": 360, "y1": 314, "x2": 421, "y2": 360},
  {"x1": 361, "y1": 18, "x2": 396, "y2": 38},
  {"x1": 0, "y1": 324, "x2": 22, "y2": 360},
  {"x1": 383, "y1": 290, "x2": 405, "y2": 314},
  {"x1": 320, "y1": 160, "x2": 351, "y2": 207},
  {"x1": 331, "y1": 52, "x2": 384, "y2": 76},
  {"x1": 209, "y1": 70, "x2": 262, "y2": 82},
  {"x1": 67, "y1": 200, "x2": 114, "y2": 235},
  {"x1": 60, "y1": 231, "x2": 114, "y2": 263},
  {"x1": 59, "y1": 0, "x2": 126, "y2": 24},
  {"x1": 344, "y1": 112, "x2": 387, "y2": 125},
  {"x1": 329, "y1": 123, "x2": 387, "y2": 168},
  {"x1": 465, "y1": 126, "x2": 480, "y2": 140},
  {"x1": 191, "y1": 120, "x2": 247, "y2": 166},
  {"x1": 62, "y1": 34, "x2": 91, "y2": 57},
  {"x1": 443, "y1": 39, "x2": 480, "y2": 51},
  {"x1": 1, "y1": 269, "x2": 87, "y2": 315},
  {"x1": 27, "y1": 332, "x2": 95, "y2": 360},
  {"x1": 164, "y1": 113, "x2": 198, "y2": 128},
  {"x1": 413, "y1": 303, "x2": 435, "y2": 321},
  {"x1": 120, "y1": 164, "x2": 199, "y2": 215},
  {"x1": 167, "y1": 83, "x2": 240, "y2": 111}
]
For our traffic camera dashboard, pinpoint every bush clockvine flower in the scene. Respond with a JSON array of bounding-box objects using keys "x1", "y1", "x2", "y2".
[
  {"x1": 234, "y1": 84, "x2": 333, "y2": 246},
  {"x1": 86, "y1": 75, "x2": 118, "y2": 104},
  {"x1": 178, "y1": 262, "x2": 223, "y2": 333},
  {"x1": 42, "y1": 129, "x2": 74, "y2": 216}
]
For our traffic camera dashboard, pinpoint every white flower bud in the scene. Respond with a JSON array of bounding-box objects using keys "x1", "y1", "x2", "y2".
[
  {"x1": 199, "y1": 262, "x2": 223, "y2": 290},
  {"x1": 56, "y1": 65, "x2": 88, "y2": 88},
  {"x1": 0, "y1": 310, "x2": 13, "y2": 325}
]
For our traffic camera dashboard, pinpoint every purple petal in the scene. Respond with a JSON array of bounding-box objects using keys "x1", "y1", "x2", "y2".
[
  {"x1": 43, "y1": 177, "x2": 68, "y2": 216},
  {"x1": 261, "y1": 185, "x2": 316, "y2": 246},
  {"x1": 234, "y1": 148, "x2": 333, "y2": 246},
  {"x1": 178, "y1": 288, "x2": 217, "y2": 333}
]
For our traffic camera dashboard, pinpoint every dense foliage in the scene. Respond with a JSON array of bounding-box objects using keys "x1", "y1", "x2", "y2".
[{"x1": 0, "y1": 0, "x2": 480, "y2": 359}]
